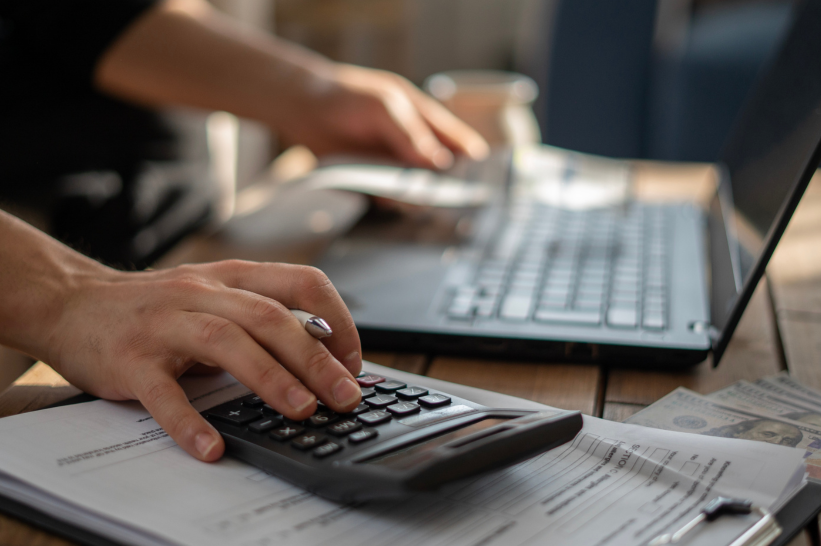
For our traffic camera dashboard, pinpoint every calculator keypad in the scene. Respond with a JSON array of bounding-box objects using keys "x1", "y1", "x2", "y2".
[
  {"x1": 206, "y1": 373, "x2": 474, "y2": 462},
  {"x1": 308, "y1": 412, "x2": 339, "y2": 427},
  {"x1": 208, "y1": 406, "x2": 263, "y2": 426},
  {"x1": 314, "y1": 442, "x2": 343, "y2": 458},
  {"x1": 292, "y1": 433, "x2": 326, "y2": 450},
  {"x1": 365, "y1": 395, "x2": 398, "y2": 408},
  {"x1": 374, "y1": 381, "x2": 407, "y2": 393},
  {"x1": 357, "y1": 410, "x2": 392, "y2": 425},
  {"x1": 418, "y1": 394, "x2": 452, "y2": 408},
  {"x1": 348, "y1": 429, "x2": 378, "y2": 444},
  {"x1": 327, "y1": 419, "x2": 362, "y2": 436},
  {"x1": 397, "y1": 387, "x2": 428, "y2": 399},
  {"x1": 270, "y1": 425, "x2": 304, "y2": 441},
  {"x1": 356, "y1": 375, "x2": 386, "y2": 387},
  {"x1": 386, "y1": 402, "x2": 421, "y2": 415},
  {"x1": 249, "y1": 418, "x2": 281, "y2": 433}
]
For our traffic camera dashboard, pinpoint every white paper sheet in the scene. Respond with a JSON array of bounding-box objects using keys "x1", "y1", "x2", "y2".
[{"x1": 0, "y1": 363, "x2": 805, "y2": 546}]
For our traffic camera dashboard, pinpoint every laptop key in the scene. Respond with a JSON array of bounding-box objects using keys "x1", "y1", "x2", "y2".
[
  {"x1": 642, "y1": 313, "x2": 666, "y2": 330},
  {"x1": 607, "y1": 307, "x2": 638, "y2": 328},
  {"x1": 534, "y1": 308, "x2": 601, "y2": 326},
  {"x1": 500, "y1": 293, "x2": 534, "y2": 320}
]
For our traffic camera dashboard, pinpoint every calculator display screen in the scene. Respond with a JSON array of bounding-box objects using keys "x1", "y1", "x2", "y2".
[{"x1": 365, "y1": 418, "x2": 511, "y2": 470}]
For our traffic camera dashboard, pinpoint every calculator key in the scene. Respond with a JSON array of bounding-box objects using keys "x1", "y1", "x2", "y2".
[
  {"x1": 357, "y1": 410, "x2": 392, "y2": 426},
  {"x1": 206, "y1": 406, "x2": 263, "y2": 426},
  {"x1": 397, "y1": 387, "x2": 429, "y2": 399},
  {"x1": 262, "y1": 404, "x2": 279, "y2": 416},
  {"x1": 269, "y1": 425, "x2": 304, "y2": 441},
  {"x1": 418, "y1": 394, "x2": 452, "y2": 408},
  {"x1": 313, "y1": 442, "x2": 343, "y2": 458},
  {"x1": 348, "y1": 429, "x2": 378, "y2": 444},
  {"x1": 349, "y1": 403, "x2": 371, "y2": 415},
  {"x1": 248, "y1": 417, "x2": 281, "y2": 433},
  {"x1": 292, "y1": 433, "x2": 327, "y2": 451},
  {"x1": 386, "y1": 402, "x2": 421, "y2": 416},
  {"x1": 240, "y1": 395, "x2": 264, "y2": 408},
  {"x1": 374, "y1": 380, "x2": 407, "y2": 393},
  {"x1": 365, "y1": 395, "x2": 398, "y2": 408},
  {"x1": 308, "y1": 412, "x2": 339, "y2": 427},
  {"x1": 356, "y1": 375, "x2": 386, "y2": 387},
  {"x1": 327, "y1": 419, "x2": 362, "y2": 437},
  {"x1": 360, "y1": 387, "x2": 376, "y2": 399}
]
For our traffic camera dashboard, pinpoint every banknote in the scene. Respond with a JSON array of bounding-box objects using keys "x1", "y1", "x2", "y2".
[
  {"x1": 755, "y1": 373, "x2": 821, "y2": 413},
  {"x1": 625, "y1": 387, "x2": 821, "y2": 477},
  {"x1": 705, "y1": 380, "x2": 821, "y2": 427}
]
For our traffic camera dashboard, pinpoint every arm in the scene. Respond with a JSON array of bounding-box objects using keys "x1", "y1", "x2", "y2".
[
  {"x1": 94, "y1": 0, "x2": 489, "y2": 169},
  {"x1": 0, "y1": 209, "x2": 362, "y2": 461}
]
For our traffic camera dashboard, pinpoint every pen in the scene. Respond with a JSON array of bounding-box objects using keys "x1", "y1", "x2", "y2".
[{"x1": 289, "y1": 309, "x2": 333, "y2": 339}]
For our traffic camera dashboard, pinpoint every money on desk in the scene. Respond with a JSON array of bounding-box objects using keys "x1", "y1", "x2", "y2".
[{"x1": 625, "y1": 382, "x2": 821, "y2": 479}]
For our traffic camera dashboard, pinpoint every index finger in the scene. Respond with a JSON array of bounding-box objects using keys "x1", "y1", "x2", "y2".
[
  {"x1": 208, "y1": 261, "x2": 362, "y2": 375},
  {"x1": 409, "y1": 86, "x2": 490, "y2": 161}
]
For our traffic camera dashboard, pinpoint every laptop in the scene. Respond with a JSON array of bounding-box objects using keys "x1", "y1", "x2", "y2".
[{"x1": 317, "y1": 0, "x2": 821, "y2": 368}]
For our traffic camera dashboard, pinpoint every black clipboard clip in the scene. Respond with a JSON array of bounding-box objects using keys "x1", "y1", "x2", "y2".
[{"x1": 648, "y1": 497, "x2": 782, "y2": 546}]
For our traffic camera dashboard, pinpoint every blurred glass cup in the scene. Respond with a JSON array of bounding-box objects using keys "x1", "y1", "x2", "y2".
[{"x1": 424, "y1": 70, "x2": 541, "y2": 147}]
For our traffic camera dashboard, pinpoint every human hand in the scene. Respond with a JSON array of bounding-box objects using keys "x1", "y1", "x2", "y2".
[
  {"x1": 279, "y1": 63, "x2": 490, "y2": 170},
  {"x1": 47, "y1": 260, "x2": 362, "y2": 462}
]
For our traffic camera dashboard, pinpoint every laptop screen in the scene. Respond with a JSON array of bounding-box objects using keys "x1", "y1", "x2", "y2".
[{"x1": 710, "y1": 0, "x2": 821, "y2": 363}]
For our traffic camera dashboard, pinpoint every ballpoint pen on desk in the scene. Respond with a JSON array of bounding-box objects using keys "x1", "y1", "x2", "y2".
[{"x1": 290, "y1": 309, "x2": 333, "y2": 339}]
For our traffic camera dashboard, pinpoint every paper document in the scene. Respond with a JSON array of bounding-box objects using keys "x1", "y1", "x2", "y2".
[
  {"x1": 0, "y1": 364, "x2": 805, "y2": 546},
  {"x1": 301, "y1": 165, "x2": 491, "y2": 208}
]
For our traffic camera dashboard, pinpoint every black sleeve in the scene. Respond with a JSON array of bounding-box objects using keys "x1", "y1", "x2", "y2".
[{"x1": 0, "y1": 0, "x2": 158, "y2": 87}]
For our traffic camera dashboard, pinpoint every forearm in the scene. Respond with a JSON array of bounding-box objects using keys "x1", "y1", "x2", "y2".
[
  {"x1": 0, "y1": 210, "x2": 115, "y2": 362},
  {"x1": 94, "y1": 0, "x2": 332, "y2": 131}
]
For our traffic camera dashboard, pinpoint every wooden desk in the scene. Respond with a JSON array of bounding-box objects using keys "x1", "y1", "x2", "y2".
[{"x1": 1, "y1": 162, "x2": 819, "y2": 546}]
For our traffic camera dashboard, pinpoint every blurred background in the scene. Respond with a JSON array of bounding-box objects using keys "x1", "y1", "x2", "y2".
[{"x1": 0, "y1": 0, "x2": 797, "y2": 390}]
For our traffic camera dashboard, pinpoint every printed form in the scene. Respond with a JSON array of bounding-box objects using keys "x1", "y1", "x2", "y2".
[{"x1": 0, "y1": 364, "x2": 805, "y2": 546}]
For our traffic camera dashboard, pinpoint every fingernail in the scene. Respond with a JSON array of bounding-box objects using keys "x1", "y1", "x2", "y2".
[
  {"x1": 195, "y1": 432, "x2": 219, "y2": 459},
  {"x1": 344, "y1": 351, "x2": 362, "y2": 375},
  {"x1": 333, "y1": 378, "x2": 361, "y2": 407},
  {"x1": 287, "y1": 386, "x2": 316, "y2": 412},
  {"x1": 432, "y1": 148, "x2": 454, "y2": 169}
]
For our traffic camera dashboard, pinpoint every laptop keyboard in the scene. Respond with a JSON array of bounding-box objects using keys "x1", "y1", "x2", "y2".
[{"x1": 445, "y1": 203, "x2": 669, "y2": 330}]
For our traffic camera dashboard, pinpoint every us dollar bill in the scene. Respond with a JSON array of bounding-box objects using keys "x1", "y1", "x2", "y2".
[
  {"x1": 755, "y1": 373, "x2": 821, "y2": 413},
  {"x1": 625, "y1": 387, "x2": 821, "y2": 477},
  {"x1": 705, "y1": 380, "x2": 821, "y2": 428}
]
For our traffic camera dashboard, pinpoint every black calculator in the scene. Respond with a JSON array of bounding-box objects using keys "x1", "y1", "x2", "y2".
[{"x1": 203, "y1": 370, "x2": 583, "y2": 502}]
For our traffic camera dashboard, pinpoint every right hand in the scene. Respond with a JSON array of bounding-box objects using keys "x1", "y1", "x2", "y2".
[{"x1": 46, "y1": 260, "x2": 362, "y2": 462}]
